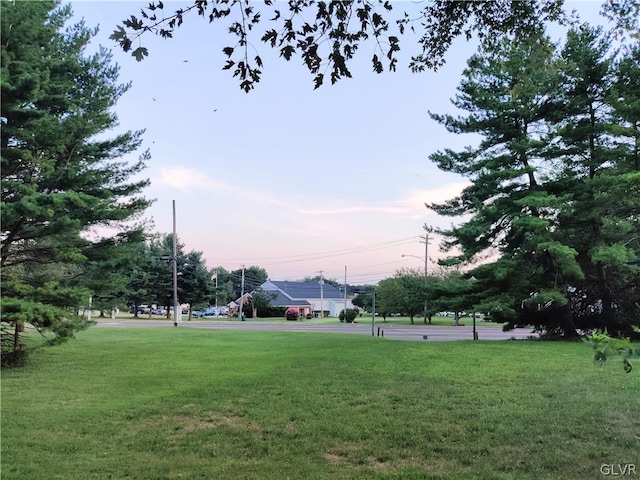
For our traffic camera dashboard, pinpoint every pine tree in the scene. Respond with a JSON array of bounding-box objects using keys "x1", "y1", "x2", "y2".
[
  {"x1": 427, "y1": 33, "x2": 569, "y2": 330},
  {"x1": 1, "y1": 1, "x2": 151, "y2": 363},
  {"x1": 544, "y1": 28, "x2": 640, "y2": 336},
  {"x1": 427, "y1": 27, "x2": 639, "y2": 338}
]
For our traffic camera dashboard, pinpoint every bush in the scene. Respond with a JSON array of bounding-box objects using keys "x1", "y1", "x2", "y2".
[
  {"x1": 1, "y1": 347, "x2": 28, "y2": 368},
  {"x1": 339, "y1": 308, "x2": 358, "y2": 323},
  {"x1": 258, "y1": 306, "x2": 287, "y2": 317},
  {"x1": 285, "y1": 308, "x2": 299, "y2": 321}
]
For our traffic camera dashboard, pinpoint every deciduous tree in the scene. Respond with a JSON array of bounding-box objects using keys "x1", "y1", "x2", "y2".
[
  {"x1": 376, "y1": 269, "x2": 425, "y2": 324},
  {"x1": 110, "y1": 0, "x2": 569, "y2": 91}
]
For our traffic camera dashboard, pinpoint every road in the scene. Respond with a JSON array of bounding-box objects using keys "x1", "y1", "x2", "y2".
[{"x1": 96, "y1": 320, "x2": 537, "y2": 342}]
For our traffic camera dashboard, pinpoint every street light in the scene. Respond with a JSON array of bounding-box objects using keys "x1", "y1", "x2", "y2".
[{"x1": 401, "y1": 253, "x2": 428, "y2": 325}]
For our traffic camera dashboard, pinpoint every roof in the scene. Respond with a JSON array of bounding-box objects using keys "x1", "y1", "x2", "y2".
[
  {"x1": 267, "y1": 291, "x2": 311, "y2": 307},
  {"x1": 262, "y1": 280, "x2": 345, "y2": 299}
]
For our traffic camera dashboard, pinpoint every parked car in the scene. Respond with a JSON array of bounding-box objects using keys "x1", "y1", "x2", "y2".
[
  {"x1": 130, "y1": 305, "x2": 150, "y2": 314},
  {"x1": 191, "y1": 310, "x2": 205, "y2": 318}
]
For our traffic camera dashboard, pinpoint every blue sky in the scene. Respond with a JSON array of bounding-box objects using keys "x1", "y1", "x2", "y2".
[{"x1": 70, "y1": 1, "x2": 604, "y2": 284}]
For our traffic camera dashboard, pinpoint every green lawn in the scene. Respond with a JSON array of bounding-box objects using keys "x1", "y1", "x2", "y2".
[{"x1": 2, "y1": 327, "x2": 638, "y2": 479}]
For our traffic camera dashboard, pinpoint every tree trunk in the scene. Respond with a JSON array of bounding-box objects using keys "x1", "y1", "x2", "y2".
[
  {"x1": 596, "y1": 263, "x2": 621, "y2": 336},
  {"x1": 560, "y1": 306, "x2": 579, "y2": 339},
  {"x1": 13, "y1": 321, "x2": 20, "y2": 353}
]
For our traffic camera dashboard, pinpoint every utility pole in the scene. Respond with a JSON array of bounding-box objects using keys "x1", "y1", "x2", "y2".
[
  {"x1": 344, "y1": 266, "x2": 348, "y2": 322},
  {"x1": 238, "y1": 265, "x2": 245, "y2": 321},
  {"x1": 420, "y1": 223, "x2": 433, "y2": 324},
  {"x1": 172, "y1": 200, "x2": 180, "y2": 327},
  {"x1": 318, "y1": 270, "x2": 324, "y2": 318},
  {"x1": 87, "y1": 296, "x2": 92, "y2": 322},
  {"x1": 371, "y1": 287, "x2": 376, "y2": 336},
  {"x1": 214, "y1": 269, "x2": 218, "y2": 312}
]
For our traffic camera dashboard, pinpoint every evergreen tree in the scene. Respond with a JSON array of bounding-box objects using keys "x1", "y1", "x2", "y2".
[
  {"x1": 144, "y1": 234, "x2": 180, "y2": 315},
  {"x1": 228, "y1": 266, "x2": 268, "y2": 299},
  {"x1": 1, "y1": 1, "x2": 151, "y2": 362},
  {"x1": 427, "y1": 271, "x2": 474, "y2": 326},
  {"x1": 543, "y1": 27, "x2": 640, "y2": 336},
  {"x1": 180, "y1": 249, "x2": 215, "y2": 318},
  {"x1": 210, "y1": 266, "x2": 234, "y2": 307},
  {"x1": 428, "y1": 27, "x2": 639, "y2": 338},
  {"x1": 80, "y1": 228, "x2": 149, "y2": 317},
  {"x1": 428, "y1": 33, "x2": 564, "y2": 328}
]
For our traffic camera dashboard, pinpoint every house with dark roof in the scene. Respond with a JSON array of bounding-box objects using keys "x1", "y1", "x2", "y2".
[{"x1": 260, "y1": 280, "x2": 354, "y2": 317}]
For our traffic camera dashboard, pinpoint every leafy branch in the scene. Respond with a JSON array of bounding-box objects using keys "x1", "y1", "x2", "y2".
[
  {"x1": 109, "y1": 0, "x2": 567, "y2": 92},
  {"x1": 583, "y1": 328, "x2": 640, "y2": 373}
]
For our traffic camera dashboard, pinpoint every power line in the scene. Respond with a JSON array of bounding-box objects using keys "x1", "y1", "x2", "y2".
[
  {"x1": 341, "y1": 260, "x2": 402, "y2": 272},
  {"x1": 219, "y1": 237, "x2": 419, "y2": 266}
]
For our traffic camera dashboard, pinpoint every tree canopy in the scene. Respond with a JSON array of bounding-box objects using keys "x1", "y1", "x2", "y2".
[
  {"x1": 110, "y1": 0, "x2": 580, "y2": 92},
  {"x1": 376, "y1": 268, "x2": 426, "y2": 324}
]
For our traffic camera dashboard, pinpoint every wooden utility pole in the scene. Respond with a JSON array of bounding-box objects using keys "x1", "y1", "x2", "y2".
[
  {"x1": 420, "y1": 224, "x2": 433, "y2": 324},
  {"x1": 318, "y1": 270, "x2": 324, "y2": 318},
  {"x1": 172, "y1": 200, "x2": 180, "y2": 327},
  {"x1": 238, "y1": 265, "x2": 245, "y2": 321}
]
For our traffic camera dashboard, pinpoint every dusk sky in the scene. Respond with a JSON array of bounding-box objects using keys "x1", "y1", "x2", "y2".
[{"x1": 70, "y1": 1, "x2": 604, "y2": 284}]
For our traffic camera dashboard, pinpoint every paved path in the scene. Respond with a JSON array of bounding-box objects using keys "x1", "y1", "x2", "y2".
[{"x1": 96, "y1": 320, "x2": 537, "y2": 342}]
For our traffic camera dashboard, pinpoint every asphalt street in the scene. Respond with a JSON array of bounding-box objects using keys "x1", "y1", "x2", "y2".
[{"x1": 96, "y1": 320, "x2": 537, "y2": 342}]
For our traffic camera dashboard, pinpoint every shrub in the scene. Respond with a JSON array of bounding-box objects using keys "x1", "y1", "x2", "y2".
[
  {"x1": 258, "y1": 306, "x2": 287, "y2": 317},
  {"x1": 285, "y1": 308, "x2": 299, "y2": 321},
  {"x1": 339, "y1": 308, "x2": 358, "y2": 323}
]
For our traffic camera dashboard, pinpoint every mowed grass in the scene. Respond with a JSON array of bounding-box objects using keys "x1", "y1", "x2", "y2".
[{"x1": 2, "y1": 328, "x2": 639, "y2": 480}]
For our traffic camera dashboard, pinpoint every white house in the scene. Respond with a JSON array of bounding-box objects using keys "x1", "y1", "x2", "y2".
[{"x1": 260, "y1": 280, "x2": 354, "y2": 317}]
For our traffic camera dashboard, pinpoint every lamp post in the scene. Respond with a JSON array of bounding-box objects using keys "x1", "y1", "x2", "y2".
[{"x1": 401, "y1": 253, "x2": 428, "y2": 324}]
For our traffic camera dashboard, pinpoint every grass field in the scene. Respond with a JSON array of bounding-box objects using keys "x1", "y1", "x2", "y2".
[{"x1": 2, "y1": 327, "x2": 639, "y2": 479}]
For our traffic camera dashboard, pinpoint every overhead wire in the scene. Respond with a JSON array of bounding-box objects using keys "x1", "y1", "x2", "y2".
[
  {"x1": 217, "y1": 236, "x2": 419, "y2": 266},
  {"x1": 213, "y1": 233, "x2": 445, "y2": 285}
]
